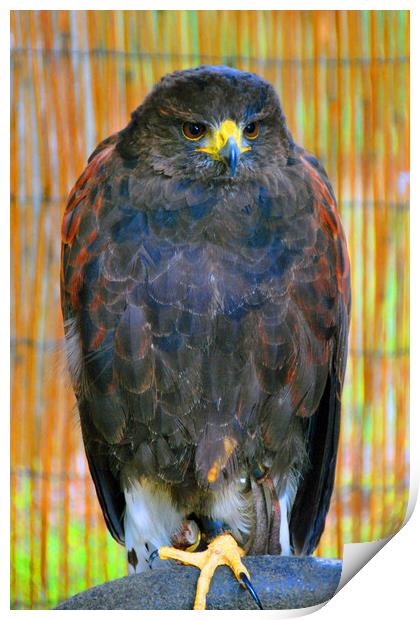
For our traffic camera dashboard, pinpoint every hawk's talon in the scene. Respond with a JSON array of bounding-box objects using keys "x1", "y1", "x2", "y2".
[
  {"x1": 148, "y1": 549, "x2": 159, "y2": 566},
  {"x1": 239, "y1": 571, "x2": 264, "y2": 610},
  {"x1": 157, "y1": 532, "x2": 259, "y2": 610}
]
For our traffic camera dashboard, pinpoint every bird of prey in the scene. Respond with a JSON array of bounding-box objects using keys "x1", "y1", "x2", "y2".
[{"x1": 61, "y1": 65, "x2": 350, "y2": 610}]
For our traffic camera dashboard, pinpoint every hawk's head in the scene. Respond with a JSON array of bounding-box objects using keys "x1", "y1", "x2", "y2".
[{"x1": 117, "y1": 66, "x2": 293, "y2": 182}]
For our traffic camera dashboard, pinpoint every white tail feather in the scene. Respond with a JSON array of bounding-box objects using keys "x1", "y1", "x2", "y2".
[{"x1": 124, "y1": 479, "x2": 183, "y2": 573}]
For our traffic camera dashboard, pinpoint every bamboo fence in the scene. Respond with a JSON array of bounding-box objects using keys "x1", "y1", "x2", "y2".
[{"x1": 10, "y1": 10, "x2": 409, "y2": 610}]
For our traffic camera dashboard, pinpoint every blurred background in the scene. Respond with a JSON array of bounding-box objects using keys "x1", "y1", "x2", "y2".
[{"x1": 10, "y1": 10, "x2": 409, "y2": 610}]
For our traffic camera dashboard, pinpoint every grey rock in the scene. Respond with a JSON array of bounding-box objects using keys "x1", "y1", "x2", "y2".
[{"x1": 56, "y1": 556, "x2": 342, "y2": 610}]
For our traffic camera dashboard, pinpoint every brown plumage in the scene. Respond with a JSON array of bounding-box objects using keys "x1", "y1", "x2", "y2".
[{"x1": 60, "y1": 66, "x2": 350, "y2": 572}]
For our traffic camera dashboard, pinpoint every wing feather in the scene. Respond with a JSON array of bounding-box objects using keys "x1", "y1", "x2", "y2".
[{"x1": 287, "y1": 152, "x2": 351, "y2": 554}]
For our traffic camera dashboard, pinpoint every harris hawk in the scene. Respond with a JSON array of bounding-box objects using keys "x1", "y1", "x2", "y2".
[{"x1": 60, "y1": 66, "x2": 350, "y2": 609}]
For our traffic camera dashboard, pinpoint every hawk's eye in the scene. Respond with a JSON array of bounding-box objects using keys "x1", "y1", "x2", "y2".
[
  {"x1": 243, "y1": 122, "x2": 259, "y2": 140},
  {"x1": 182, "y1": 122, "x2": 206, "y2": 141}
]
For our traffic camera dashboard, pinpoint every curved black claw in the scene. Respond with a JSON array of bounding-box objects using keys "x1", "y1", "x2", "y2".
[
  {"x1": 148, "y1": 549, "x2": 160, "y2": 567},
  {"x1": 239, "y1": 571, "x2": 263, "y2": 610}
]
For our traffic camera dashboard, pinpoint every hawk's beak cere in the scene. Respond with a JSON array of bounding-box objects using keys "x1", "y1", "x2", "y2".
[{"x1": 196, "y1": 119, "x2": 251, "y2": 177}]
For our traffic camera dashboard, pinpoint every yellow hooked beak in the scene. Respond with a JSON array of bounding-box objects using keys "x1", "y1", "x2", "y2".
[{"x1": 195, "y1": 119, "x2": 251, "y2": 176}]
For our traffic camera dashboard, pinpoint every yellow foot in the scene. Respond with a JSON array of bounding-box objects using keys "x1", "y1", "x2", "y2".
[{"x1": 157, "y1": 532, "x2": 262, "y2": 610}]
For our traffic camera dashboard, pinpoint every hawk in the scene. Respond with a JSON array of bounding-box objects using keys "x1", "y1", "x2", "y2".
[{"x1": 61, "y1": 66, "x2": 350, "y2": 609}]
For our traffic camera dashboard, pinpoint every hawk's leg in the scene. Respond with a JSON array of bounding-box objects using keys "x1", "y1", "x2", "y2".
[{"x1": 153, "y1": 531, "x2": 263, "y2": 610}]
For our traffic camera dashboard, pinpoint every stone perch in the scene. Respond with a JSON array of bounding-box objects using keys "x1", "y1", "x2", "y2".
[{"x1": 56, "y1": 556, "x2": 342, "y2": 610}]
